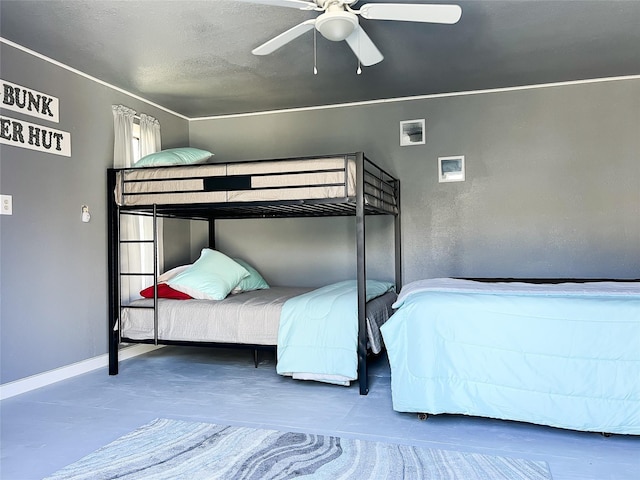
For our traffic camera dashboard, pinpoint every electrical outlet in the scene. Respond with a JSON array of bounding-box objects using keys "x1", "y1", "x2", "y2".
[{"x1": 1, "y1": 195, "x2": 13, "y2": 215}]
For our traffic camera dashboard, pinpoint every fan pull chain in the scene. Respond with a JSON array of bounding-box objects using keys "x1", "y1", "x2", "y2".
[
  {"x1": 313, "y1": 28, "x2": 318, "y2": 75},
  {"x1": 356, "y1": 29, "x2": 362, "y2": 75}
]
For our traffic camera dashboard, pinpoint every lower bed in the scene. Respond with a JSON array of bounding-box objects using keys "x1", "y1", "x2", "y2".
[
  {"x1": 121, "y1": 287, "x2": 309, "y2": 346},
  {"x1": 121, "y1": 282, "x2": 396, "y2": 385},
  {"x1": 380, "y1": 278, "x2": 640, "y2": 434}
]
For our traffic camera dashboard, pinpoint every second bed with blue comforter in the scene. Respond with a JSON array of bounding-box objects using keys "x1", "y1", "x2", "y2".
[{"x1": 380, "y1": 278, "x2": 640, "y2": 434}]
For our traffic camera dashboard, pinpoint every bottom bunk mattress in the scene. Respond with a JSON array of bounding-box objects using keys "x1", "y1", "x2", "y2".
[
  {"x1": 120, "y1": 281, "x2": 397, "y2": 384},
  {"x1": 380, "y1": 278, "x2": 640, "y2": 434},
  {"x1": 121, "y1": 287, "x2": 309, "y2": 346}
]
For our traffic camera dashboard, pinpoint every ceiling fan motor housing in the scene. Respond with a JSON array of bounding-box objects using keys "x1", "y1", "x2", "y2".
[{"x1": 315, "y1": 9, "x2": 359, "y2": 41}]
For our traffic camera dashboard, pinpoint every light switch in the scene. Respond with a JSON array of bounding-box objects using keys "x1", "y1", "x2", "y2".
[{"x1": 1, "y1": 195, "x2": 12, "y2": 215}]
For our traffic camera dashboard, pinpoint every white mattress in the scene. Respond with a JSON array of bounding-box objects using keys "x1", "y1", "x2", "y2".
[
  {"x1": 121, "y1": 287, "x2": 309, "y2": 345},
  {"x1": 120, "y1": 287, "x2": 395, "y2": 351},
  {"x1": 114, "y1": 157, "x2": 396, "y2": 212}
]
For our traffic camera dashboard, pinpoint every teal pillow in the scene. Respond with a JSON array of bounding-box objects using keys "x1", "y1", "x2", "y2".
[
  {"x1": 232, "y1": 258, "x2": 270, "y2": 293},
  {"x1": 167, "y1": 249, "x2": 248, "y2": 300},
  {"x1": 133, "y1": 147, "x2": 213, "y2": 167}
]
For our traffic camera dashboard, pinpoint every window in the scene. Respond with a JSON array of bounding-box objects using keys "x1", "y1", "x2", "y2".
[{"x1": 132, "y1": 121, "x2": 141, "y2": 162}]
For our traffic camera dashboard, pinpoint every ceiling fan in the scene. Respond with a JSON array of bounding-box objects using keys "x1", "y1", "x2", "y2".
[{"x1": 238, "y1": 0, "x2": 462, "y2": 68}]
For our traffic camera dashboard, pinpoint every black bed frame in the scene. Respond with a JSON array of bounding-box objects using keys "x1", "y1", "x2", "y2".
[{"x1": 107, "y1": 152, "x2": 401, "y2": 395}]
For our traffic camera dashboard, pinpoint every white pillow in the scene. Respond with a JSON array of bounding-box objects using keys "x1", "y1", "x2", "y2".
[
  {"x1": 157, "y1": 265, "x2": 190, "y2": 283},
  {"x1": 167, "y1": 249, "x2": 249, "y2": 300}
]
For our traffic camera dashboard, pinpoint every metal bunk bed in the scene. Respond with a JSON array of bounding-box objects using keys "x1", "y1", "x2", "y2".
[{"x1": 107, "y1": 152, "x2": 401, "y2": 395}]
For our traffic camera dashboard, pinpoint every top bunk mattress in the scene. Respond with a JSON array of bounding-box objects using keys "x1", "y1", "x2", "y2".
[{"x1": 113, "y1": 155, "x2": 397, "y2": 214}]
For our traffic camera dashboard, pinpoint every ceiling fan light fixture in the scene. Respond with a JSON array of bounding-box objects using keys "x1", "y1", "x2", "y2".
[{"x1": 315, "y1": 11, "x2": 358, "y2": 41}]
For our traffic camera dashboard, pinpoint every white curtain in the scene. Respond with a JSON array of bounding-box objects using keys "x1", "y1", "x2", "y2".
[
  {"x1": 112, "y1": 106, "x2": 162, "y2": 303},
  {"x1": 139, "y1": 113, "x2": 163, "y2": 284},
  {"x1": 139, "y1": 113, "x2": 161, "y2": 156},
  {"x1": 112, "y1": 105, "x2": 135, "y2": 169}
]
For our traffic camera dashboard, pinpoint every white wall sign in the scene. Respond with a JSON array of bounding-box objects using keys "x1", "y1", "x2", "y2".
[
  {"x1": 1, "y1": 79, "x2": 60, "y2": 123},
  {"x1": 0, "y1": 115, "x2": 71, "y2": 157}
]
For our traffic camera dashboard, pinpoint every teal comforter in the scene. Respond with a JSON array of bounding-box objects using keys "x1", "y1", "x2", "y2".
[
  {"x1": 277, "y1": 280, "x2": 394, "y2": 386},
  {"x1": 381, "y1": 278, "x2": 640, "y2": 434}
]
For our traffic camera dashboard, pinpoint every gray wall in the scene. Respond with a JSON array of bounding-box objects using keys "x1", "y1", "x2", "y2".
[
  {"x1": 189, "y1": 79, "x2": 640, "y2": 285},
  {"x1": 0, "y1": 44, "x2": 189, "y2": 383},
  {"x1": 188, "y1": 215, "x2": 396, "y2": 288}
]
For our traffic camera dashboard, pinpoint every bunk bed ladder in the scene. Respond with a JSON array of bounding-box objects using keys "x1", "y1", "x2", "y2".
[{"x1": 109, "y1": 198, "x2": 160, "y2": 375}]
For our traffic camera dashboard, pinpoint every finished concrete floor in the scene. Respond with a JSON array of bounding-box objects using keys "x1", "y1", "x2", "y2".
[{"x1": 1, "y1": 346, "x2": 638, "y2": 479}]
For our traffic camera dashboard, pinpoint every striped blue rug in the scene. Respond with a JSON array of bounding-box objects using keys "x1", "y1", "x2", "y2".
[{"x1": 44, "y1": 418, "x2": 552, "y2": 479}]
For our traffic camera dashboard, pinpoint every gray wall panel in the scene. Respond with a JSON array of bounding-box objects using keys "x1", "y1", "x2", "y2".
[
  {"x1": 190, "y1": 80, "x2": 640, "y2": 285},
  {"x1": 0, "y1": 44, "x2": 189, "y2": 383}
]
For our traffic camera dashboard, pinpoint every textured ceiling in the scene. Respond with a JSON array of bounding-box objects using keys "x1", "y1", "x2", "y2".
[{"x1": 1, "y1": 0, "x2": 639, "y2": 118}]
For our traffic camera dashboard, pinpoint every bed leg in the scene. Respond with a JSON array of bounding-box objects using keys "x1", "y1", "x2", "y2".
[
  {"x1": 417, "y1": 413, "x2": 429, "y2": 421},
  {"x1": 108, "y1": 324, "x2": 119, "y2": 375},
  {"x1": 253, "y1": 349, "x2": 259, "y2": 368}
]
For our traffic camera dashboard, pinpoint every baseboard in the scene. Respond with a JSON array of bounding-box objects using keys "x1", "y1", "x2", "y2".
[{"x1": 0, "y1": 344, "x2": 164, "y2": 401}]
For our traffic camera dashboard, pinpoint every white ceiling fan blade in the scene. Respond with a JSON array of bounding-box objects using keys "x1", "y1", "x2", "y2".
[
  {"x1": 235, "y1": 0, "x2": 319, "y2": 11},
  {"x1": 345, "y1": 26, "x2": 383, "y2": 66},
  {"x1": 359, "y1": 3, "x2": 462, "y2": 24},
  {"x1": 252, "y1": 20, "x2": 316, "y2": 55}
]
